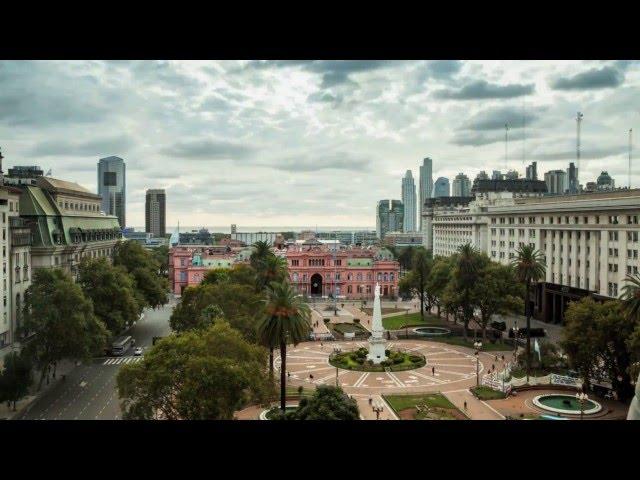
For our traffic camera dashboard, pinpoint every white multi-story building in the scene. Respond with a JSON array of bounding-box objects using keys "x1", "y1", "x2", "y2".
[
  {"x1": 423, "y1": 185, "x2": 640, "y2": 324},
  {"x1": 418, "y1": 158, "x2": 433, "y2": 231}
]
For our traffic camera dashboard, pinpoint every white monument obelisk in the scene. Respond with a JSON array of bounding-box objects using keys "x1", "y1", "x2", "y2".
[{"x1": 367, "y1": 283, "x2": 387, "y2": 364}]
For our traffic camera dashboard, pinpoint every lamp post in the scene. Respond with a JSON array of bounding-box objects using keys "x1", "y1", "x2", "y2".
[
  {"x1": 474, "y1": 341, "x2": 483, "y2": 387},
  {"x1": 513, "y1": 325, "x2": 519, "y2": 361},
  {"x1": 576, "y1": 392, "x2": 589, "y2": 420}
]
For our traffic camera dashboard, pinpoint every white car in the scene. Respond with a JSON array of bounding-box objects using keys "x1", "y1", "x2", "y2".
[{"x1": 134, "y1": 347, "x2": 143, "y2": 356}]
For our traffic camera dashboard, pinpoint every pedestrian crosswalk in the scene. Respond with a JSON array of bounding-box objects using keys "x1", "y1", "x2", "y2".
[{"x1": 102, "y1": 356, "x2": 143, "y2": 365}]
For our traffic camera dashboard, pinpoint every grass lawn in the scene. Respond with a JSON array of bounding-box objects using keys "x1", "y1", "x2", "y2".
[
  {"x1": 285, "y1": 386, "x2": 314, "y2": 398},
  {"x1": 332, "y1": 322, "x2": 368, "y2": 334},
  {"x1": 382, "y1": 312, "x2": 446, "y2": 330},
  {"x1": 426, "y1": 336, "x2": 513, "y2": 352},
  {"x1": 362, "y1": 307, "x2": 407, "y2": 316},
  {"x1": 470, "y1": 386, "x2": 507, "y2": 400},
  {"x1": 329, "y1": 349, "x2": 425, "y2": 372},
  {"x1": 384, "y1": 393, "x2": 465, "y2": 420}
]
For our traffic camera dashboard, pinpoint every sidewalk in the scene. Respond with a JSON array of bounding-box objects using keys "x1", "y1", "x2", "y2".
[
  {"x1": 443, "y1": 389, "x2": 505, "y2": 420},
  {"x1": 2, "y1": 358, "x2": 79, "y2": 420}
]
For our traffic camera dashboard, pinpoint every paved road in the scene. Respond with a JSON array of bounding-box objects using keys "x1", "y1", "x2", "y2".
[{"x1": 15, "y1": 301, "x2": 174, "y2": 420}]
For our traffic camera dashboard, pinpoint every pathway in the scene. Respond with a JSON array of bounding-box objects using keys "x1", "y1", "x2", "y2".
[{"x1": 443, "y1": 389, "x2": 505, "y2": 420}]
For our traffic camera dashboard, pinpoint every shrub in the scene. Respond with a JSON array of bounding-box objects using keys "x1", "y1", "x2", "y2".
[
  {"x1": 393, "y1": 356, "x2": 403, "y2": 364},
  {"x1": 385, "y1": 349, "x2": 391, "y2": 356},
  {"x1": 354, "y1": 318, "x2": 361, "y2": 324},
  {"x1": 409, "y1": 355, "x2": 423, "y2": 363}
]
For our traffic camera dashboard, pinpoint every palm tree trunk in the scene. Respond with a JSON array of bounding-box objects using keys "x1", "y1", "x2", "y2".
[
  {"x1": 525, "y1": 282, "x2": 531, "y2": 383},
  {"x1": 268, "y1": 347, "x2": 274, "y2": 381},
  {"x1": 280, "y1": 341, "x2": 287, "y2": 413},
  {"x1": 419, "y1": 290, "x2": 424, "y2": 320}
]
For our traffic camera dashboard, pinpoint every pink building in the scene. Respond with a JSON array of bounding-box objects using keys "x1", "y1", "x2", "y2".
[
  {"x1": 168, "y1": 245, "x2": 248, "y2": 294},
  {"x1": 283, "y1": 239, "x2": 400, "y2": 299}
]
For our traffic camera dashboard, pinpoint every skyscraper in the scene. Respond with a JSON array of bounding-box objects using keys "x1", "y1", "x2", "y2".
[
  {"x1": 401, "y1": 170, "x2": 416, "y2": 232},
  {"x1": 433, "y1": 177, "x2": 450, "y2": 198},
  {"x1": 98, "y1": 156, "x2": 126, "y2": 228},
  {"x1": 145, "y1": 189, "x2": 166, "y2": 238},
  {"x1": 544, "y1": 170, "x2": 568, "y2": 195},
  {"x1": 452, "y1": 173, "x2": 471, "y2": 197},
  {"x1": 475, "y1": 171, "x2": 489, "y2": 181},
  {"x1": 418, "y1": 158, "x2": 433, "y2": 231},
  {"x1": 376, "y1": 200, "x2": 404, "y2": 240},
  {"x1": 491, "y1": 170, "x2": 503, "y2": 180},
  {"x1": 567, "y1": 162, "x2": 579, "y2": 194},
  {"x1": 526, "y1": 162, "x2": 538, "y2": 180}
]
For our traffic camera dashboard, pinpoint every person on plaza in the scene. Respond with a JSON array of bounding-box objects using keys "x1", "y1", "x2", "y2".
[
  {"x1": 464, "y1": 400, "x2": 467, "y2": 410},
  {"x1": 432, "y1": 366, "x2": 435, "y2": 376},
  {"x1": 501, "y1": 354, "x2": 505, "y2": 362}
]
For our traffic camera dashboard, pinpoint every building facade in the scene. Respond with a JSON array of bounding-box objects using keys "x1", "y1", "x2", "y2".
[
  {"x1": 16, "y1": 176, "x2": 121, "y2": 279},
  {"x1": 433, "y1": 177, "x2": 450, "y2": 198},
  {"x1": 98, "y1": 156, "x2": 126, "y2": 229},
  {"x1": 145, "y1": 189, "x2": 166, "y2": 238},
  {"x1": 452, "y1": 173, "x2": 471, "y2": 197},
  {"x1": 230, "y1": 231, "x2": 280, "y2": 246},
  {"x1": 418, "y1": 158, "x2": 433, "y2": 231},
  {"x1": 423, "y1": 186, "x2": 640, "y2": 324},
  {"x1": 401, "y1": 170, "x2": 417, "y2": 232},
  {"x1": 376, "y1": 199, "x2": 404, "y2": 240},
  {"x1": 180, "y1": 228, "x2": 214, "y2": 245},
  {"x1": 383, "y1": 231, "x2": 424, "y2": 248},
  {"x1": 544, "y1": 169, "x2": 568, "y2": 195},
  {"x1": 526, "y1": 162, "x2": 538, "y2": 180},
  {"x1": 285, "y1": 243, "x2": 400, "y2": 299}
]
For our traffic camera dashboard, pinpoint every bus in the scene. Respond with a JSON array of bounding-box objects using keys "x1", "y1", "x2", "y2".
[{"x1": 111, "y1": 336, "x2": 133, "y2": 356}]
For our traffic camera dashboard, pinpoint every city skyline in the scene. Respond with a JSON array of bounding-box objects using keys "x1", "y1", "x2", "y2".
[{"x1": 1, "y1": 60, "x2": 639, "y2": 227}]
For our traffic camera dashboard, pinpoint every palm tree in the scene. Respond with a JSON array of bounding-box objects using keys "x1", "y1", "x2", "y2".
[
  {"x1": 257, "y1": 281, "x2": 311, "y2": 412},
  {"x1": 256, "y1": 254, "x2": 288, "y2": 293},
  {"x1": 512, "y1": 244, "x2": 546, "y2": 382},
  {"x1": 621, "y1": 273, "x2": 640, "y2": 321},
  {"x1": 250, "y1": 240, "x2": 272, "y2": 271},
  {"x1": 455, "y1": 243, "x2": 481, "y2": 341}
]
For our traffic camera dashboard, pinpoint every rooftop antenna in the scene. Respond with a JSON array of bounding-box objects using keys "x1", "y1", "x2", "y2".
[
  {"x1": 504, "y1": 123, "x2": 510, "y2": 172},
  {"x1": 576, "y1": 112, "x2": 583, "y2": 190},
  {"x1": 630, "y1": 128, "x2": 633, "y2": 189}
]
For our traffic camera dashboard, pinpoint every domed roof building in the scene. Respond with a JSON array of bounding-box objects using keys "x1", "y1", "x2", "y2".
[{"x1": 596, "y1": 171, "x2": 615, "y2": 190}]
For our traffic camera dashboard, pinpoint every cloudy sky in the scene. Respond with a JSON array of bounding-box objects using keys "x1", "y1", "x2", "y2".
[{"x1": 1, "y1": 60, "x2": 638, "y2": 229}]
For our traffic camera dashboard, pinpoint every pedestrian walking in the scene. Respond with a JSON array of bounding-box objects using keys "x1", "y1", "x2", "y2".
[
  {"x1": 432, "y1": 366, "x2": 435, "y2": 376},
  {"x1": 464, "y1": 400, "x2": 467, "y2": 410},
  {"x1": 501, "y1": 354, "x2": 505, "y2": 362}
]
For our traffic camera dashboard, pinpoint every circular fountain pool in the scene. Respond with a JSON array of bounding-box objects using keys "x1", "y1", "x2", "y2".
[
  {"x1": 412, "y1": 326, "x2": 451, "y2": 336},
  {"x1": 533, "y1": 394, "x2": 602, "y2": 415}
]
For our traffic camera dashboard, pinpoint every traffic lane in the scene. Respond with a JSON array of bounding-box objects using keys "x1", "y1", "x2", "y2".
[
  {"x1": 77, "y1": 367, "x2": 121, "y2": 420},
  {"x1": 130, "y1": 305, "x2": 173, "y2": 348},
  {"x1": 18, "y1": 363, "x2": 92, "y2": 419}
]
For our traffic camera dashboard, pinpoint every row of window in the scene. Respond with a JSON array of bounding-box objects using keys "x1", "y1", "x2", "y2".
[
  {"x1": 291, "y1": 272, "x2": 396, "y2": 282},
  {"x1": 491, "y1": 215, "x2": 639, "y2": 226},
  {"x1": 58, "y1": 200, "x2": 100, "y2": 212}
]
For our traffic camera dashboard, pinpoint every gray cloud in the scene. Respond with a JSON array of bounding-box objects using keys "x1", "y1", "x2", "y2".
[
  {"x1": 267, "y1": 153, "x2": 370, "y2": 172},
  {"x1": 160, "y1": 139, "x2": 255, "y2": 160},
  {"x1": 434, "y1": 80, "x2": 534, "y2": 100},
  {"x1": 29, "y1": 134, "x2": 135, "y2": 157},
  {"x1": 462, "y1": 106, "x2": 543, "y2": 131},
  {"x1": 549, "y1": 66, "x2": 624, "y2": 90}
]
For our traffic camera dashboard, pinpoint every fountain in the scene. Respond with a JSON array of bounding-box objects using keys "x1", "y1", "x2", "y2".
[{"x1": 366, "y1": 283, "x2": 387, "y2": 364}]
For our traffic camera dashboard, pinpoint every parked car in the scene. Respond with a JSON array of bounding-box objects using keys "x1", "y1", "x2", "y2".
[{"x1": 134, "y1": 347, "x2": 143, "y2": 356}]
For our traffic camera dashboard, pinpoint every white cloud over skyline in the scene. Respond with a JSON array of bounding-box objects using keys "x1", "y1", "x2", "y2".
[{"x1": 1, "y1": 60, "x2": 638, "y2": 229}]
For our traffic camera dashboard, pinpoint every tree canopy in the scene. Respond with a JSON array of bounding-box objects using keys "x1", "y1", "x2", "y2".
[
  {"x1": 0, "y1": 351, "x2": 33, "y2": 411},
  {"x1": 273, "y1": 385, "x2": 360, "y2": 420},
  {"x1": 78, "y1": 257, "x2": 142, "y2": 335},
  {"x1": 113, "y1": 241, "x2": 168, "y2": 309},
  {"x1": 21, "y1": 268, "x2": 108, "y2": 389},
  {"x1": 117, "y1": 321, "x2": 271, "y2": 420}
]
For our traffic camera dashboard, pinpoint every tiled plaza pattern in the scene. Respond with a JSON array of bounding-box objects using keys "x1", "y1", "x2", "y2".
[{"x1": 276, "y1": 340, "x2": 485, "y2": 395}]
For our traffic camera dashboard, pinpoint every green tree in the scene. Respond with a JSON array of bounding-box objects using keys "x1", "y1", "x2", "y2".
[
  {"x1": 78, "y1": 258, "x2": 142, "y2": 335},
  {"x1": 257, "y1": 281, "x2": 311, "y2": 412},
  {"x1": 563, "y1": 298, "x2": 638, "y2": 400},
  {"x1": 250, "y1": 240, "x2": 272, "y2": 272},
  {"x1": 255, "y1": 254, "x2": 288, "y2": 293},
  {"x1": 0, "y1": 351, "x2": 33, "y2": 411},
  {"x1": 113, "y1": 240, "x2": 168, "y2": 309},
  {"x1": 512, "y1": 244, "x2": 546, "y2": 381},
  {"x1": 450, "y1": 244, "x2": 485, "y2": 340},
  {"x1": 474, "y1": 262, "x2": 524, "y2": 341},
  {"x1": 273, "y1": 385, "x2": 360, "y2": 420},
  {"x1": 150, "y1": 245, "x2": 169, "y2": 277},
  {"x1": 117, "y1": 322, "x2": 271, "y2": 419},
  {"x1": 410, "y1": 248, "x2": 432, "y2": 320},
  {"x1": 170, "y1": 282, "x2": 263, "y2": 340},
  {"x1": 621, "y1": 273, "x2": 640, "y2": 321},
  {"x1": 21, "y1": 269, "x2": 109, "y2": 390},
  {"x1": 201, "y1": 268, "x2": 230, "y2": 286},
  {"x1": 427, "y1": 255, "x2": 455, "y2": 318}
]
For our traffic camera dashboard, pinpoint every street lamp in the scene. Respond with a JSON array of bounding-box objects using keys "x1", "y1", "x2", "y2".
[
  {"x1": 474, "y1": 341, "x2": 483, "y2": 387},
  {"x1": 513, "y1": 325, "x2": 519, "y2": 361},
  {"x1": 372, "y1": 399, "x2": 384, "y2": 420},
  {"x1": 576, "y1": 392, "x2": 589, "y2": 420}
]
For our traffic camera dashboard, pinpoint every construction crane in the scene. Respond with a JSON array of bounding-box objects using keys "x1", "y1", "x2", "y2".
[{"x1": 576, "y1": 112, "x2": 583, "y2": 190}]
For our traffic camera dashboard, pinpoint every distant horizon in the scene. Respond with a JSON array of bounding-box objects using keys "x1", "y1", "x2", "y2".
[{"x1": 131, "y1": 225, "x2": 377, "y2": 234}]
